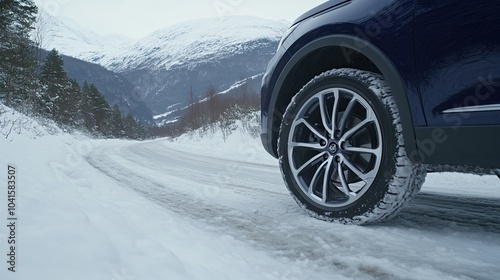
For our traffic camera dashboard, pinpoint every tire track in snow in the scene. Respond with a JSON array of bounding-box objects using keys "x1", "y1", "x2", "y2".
[
  {"x1": 86, "y1": 140, "x2": 500, "y2": 280},
  {"x1": 393, "y1": 192, "x2": 500, "y2": 233}
]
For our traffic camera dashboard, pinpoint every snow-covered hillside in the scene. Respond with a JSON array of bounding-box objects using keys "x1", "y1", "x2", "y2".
[
  {"x1": 42, "y1": 15, "x2": 289, "y2": 123},
  {"x1": 44, "y1": 15, "x2": 288, "y2": 73},
  {"x1": 40, "y1": 11, "x2": 132, "y2": 61},
  {"x1": 2, "y1": 105, "x2": 500, "y2": 280},
  {"x1": 98, "y1": 16, "x2": 287, "y2": 72}
]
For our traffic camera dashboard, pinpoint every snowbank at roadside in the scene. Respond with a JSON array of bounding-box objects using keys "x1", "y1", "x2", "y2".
[{"x1": 169, "y1": 120, "x2": 277, "y2": 165}]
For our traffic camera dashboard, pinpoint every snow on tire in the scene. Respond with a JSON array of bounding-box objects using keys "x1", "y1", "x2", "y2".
[{"x1": 278, "y1": 68, "x2": 426, "y2": 225}]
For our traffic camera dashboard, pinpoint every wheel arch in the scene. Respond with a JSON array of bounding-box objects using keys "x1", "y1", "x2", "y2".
[{"x1": 268, "y1": 35, "x2": 421, "y2": 163}]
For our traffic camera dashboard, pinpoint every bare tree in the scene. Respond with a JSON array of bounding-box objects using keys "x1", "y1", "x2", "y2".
[
  {"x1": 32, "y1": 10, "x2": 54, "y2": 67},
  {"x1": 186, "y1": 86, "x2": 199, "y2": 131},
  {"x1": 205, "y1": 85, "x2": 220, "y2": 133}
]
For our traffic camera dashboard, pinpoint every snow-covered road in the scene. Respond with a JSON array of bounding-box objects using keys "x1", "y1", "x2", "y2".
[
  {"x1": 1, "y1": 106, "x2": 499, "y2": 280},
  {"x1": 86, "y1": 137, "x2": 500, "y2": 280}
]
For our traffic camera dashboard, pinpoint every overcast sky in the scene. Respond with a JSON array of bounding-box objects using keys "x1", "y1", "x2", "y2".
[{"x1": 34, "y1": 0, "x2": 325, "y2": 39}]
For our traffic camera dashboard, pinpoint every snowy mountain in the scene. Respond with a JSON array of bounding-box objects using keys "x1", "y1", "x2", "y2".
[
  {"x1": 43, "y1": 15, "x2": 289, "y2": 125},
  {"x1": 40, "y1": 11, "x2": 132, "y2": 60},
  {"x1": 81, "y1": 17, "x2": 288, "y2": 72},
  {"x1": 46, "y1": 15, "x2": 288, "y2": 73}
]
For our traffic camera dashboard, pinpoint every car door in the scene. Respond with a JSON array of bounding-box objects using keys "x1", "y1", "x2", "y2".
[{"x1": 414, "y1": 0, "x2": 500, "y2": 127}]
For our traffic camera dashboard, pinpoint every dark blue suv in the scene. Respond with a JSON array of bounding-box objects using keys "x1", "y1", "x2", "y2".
[{"x1": 261, "y1": 0, "x2": 500, "y2": 224}]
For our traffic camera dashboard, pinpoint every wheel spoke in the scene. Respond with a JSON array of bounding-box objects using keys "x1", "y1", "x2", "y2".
[
  {"x1": 294, "y1": 152, "x2": 327, "y2": 176},
  {"x1": 291, "y1": 141, "x2": 324, "y2": 150},
  {"x1": 338, "y1": 97, "x2": 357, "y2": 134},
  {"x1": 337, "y1": 161, "x2": 352, "y2": 196},
  {"x1": 342, "y1": 156, "x2": 373, "y2": 181},
  {"x1": 309, "y1": 160, "x2": 329, "y2": 195},
  {"x1": 341, "y1": 117, "x2": 372, "y2": 142},
  {"x1": 344, "y1": 146, "x2": 382, "y2": 157},
  {"x1": 322, "y1": 157, "x2": 335, "y2": 202},
  {"x1": 296, "y1": 118, "x2": 327, "y2": 142},
  {"x1": 331, "y1": 89, "x2": 340, "y2": 133},
  {"x1": 318, "y1": 94, "x2": 333, "y2": 135}
]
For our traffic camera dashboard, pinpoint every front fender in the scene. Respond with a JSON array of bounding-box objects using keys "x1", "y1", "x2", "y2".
[{"x1": 267, "y1": 34, "x2": 422, "y2": 163}]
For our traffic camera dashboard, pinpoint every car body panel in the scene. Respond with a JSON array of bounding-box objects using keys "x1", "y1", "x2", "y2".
[
  {"x1": 292, "y1": 0, "x2": 351, "y2": 26},
  {"x1": 261, "y1": 0, "x2": 426, "y2": 159},
  {"x1": 414, "y1": 0, "x2": 500, "y2": 127},
  {"x1": 415, "y1": 126, "x2": 500, "y2": 168},
  {"x1": 261, "y1": 0, "x2": 500, "y2": 170}
]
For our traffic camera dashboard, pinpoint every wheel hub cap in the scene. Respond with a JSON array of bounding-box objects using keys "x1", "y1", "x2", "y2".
[{"x1": 328, "y1": 142, "x2": 338, "y2": 154}]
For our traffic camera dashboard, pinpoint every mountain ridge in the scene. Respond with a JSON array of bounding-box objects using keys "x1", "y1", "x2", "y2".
[
  {"x1": 42, "y1": 15, "x2": 289, "y2": 124},
  {"x1": 47, "y1": 15, "x2": 288, "y2": 72}
]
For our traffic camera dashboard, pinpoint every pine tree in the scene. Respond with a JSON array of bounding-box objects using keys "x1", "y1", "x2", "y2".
[
  {"x1": 81, "y1": 81, "x2": 94, "y2": 131},
  {"x1": 0, "y1": 0, "x2": 38, "y2": 110},
  {"x1": 39, "y1": 49, "x2": 71, "y2": 120},
  {"x1": 110, "y1": 105, "x2": 124, "y2": 138},
  {"x1": 122, "y1": 113, "x2": 136, "y2": 139},
  {"x1": 61, "y1": 78, "x2": 82, "y2": 127},
  {"x1": 92, "y1": 85, "x2": 111, "y2": 135},
  {"x1": 122, "y1": 113, "x2": 147, "y2": 139},
  {"x1": 80, "y1": 82, "x2": 111, "y2": 135},
  {"x1": 0, "y1": 0, "x2": 37, "y2": 34}
]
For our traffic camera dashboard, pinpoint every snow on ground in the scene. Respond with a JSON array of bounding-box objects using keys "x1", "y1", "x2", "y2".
[
  {"x1": 1, "y1": 106, "x2": 500, "y2": 280},
  {"x1": 0, "y1": 108, "x2": 331, "y2": 280}
]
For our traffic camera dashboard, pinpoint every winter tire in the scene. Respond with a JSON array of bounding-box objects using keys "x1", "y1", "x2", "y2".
[{"x1": 278, "y1": 69, "x2": 426, "y2": 225}]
